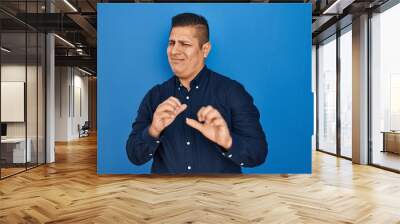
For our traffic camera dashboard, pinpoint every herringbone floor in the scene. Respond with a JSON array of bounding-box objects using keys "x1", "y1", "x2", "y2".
[{"x1": 1, "y1": 134, "x2": 400, "y2": 224}]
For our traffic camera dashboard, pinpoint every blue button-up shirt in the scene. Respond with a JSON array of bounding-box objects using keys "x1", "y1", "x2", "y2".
[{"x1": 126, "y1": 66, "x2": 267, "y2": 174}]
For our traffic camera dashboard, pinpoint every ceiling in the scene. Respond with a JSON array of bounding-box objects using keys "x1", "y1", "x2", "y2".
[{"x1": 0, "y1": 0, "x2": 394, "y2": 75}]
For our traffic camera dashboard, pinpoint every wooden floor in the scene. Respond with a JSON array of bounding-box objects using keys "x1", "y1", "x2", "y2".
[
  {"x1": 1, "y1": 167, "x2": 26, "y2": 178},
  {"x1": 1, "y1": 163, "x2": 46, "y2": 178},
  {"x1": 1, "y1": 135, "x2": 400, "y2": 224}
]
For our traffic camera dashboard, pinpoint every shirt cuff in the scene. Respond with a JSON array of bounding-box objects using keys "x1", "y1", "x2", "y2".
[
  {"x1": 141, "y1": 126, "x2": 161, "y2": 156},
  {"x1": 220, "y1": 134, "x2": 245, "y2": 167}
]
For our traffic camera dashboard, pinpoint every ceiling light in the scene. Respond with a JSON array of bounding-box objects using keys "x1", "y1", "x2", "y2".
[
  {"x1": 54, "y1": 34, "x2": 75, "y2": 48},
  {"x1": 63, "y1": 0, "x2": 78, "y2": 12},
  {"x1": 1, "y1": 47, "x2": 11, "y2": 53},
  {"x1": 322, "y1": 0, "x2": 355, "y2": 15},
  {"x1": 78, "y1": 67, "x2": 93, "y2": 76},
  {"x1": 323, "y1": 0, "x2": 341, "y2": 14}
]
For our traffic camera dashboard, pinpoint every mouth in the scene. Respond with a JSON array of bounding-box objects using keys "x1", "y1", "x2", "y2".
[{"x1": 170, "y1": 58, "x2": 185, "y2": 63}]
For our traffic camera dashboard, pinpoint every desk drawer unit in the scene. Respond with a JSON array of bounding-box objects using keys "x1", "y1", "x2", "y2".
[
  {"x1": 383, "y1": 132, "x2": 400, "y2": 154},
  {"x1": 0, "y1": 138, "x2": 32, "y2": 164}
]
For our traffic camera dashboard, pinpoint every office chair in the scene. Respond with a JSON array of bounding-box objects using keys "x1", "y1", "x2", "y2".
[{"x1": 79, "y1": 121, "x2": 90, "y2": 138}]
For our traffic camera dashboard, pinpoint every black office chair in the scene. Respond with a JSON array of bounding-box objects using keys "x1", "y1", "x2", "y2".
[{"x1": 78, "y1": 121, "x2": 90, "y2": 138}]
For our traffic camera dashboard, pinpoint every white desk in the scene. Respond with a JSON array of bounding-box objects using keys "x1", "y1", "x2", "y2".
[{"x1": 1, "y1": 138, "x2": 32, "y2": 163}]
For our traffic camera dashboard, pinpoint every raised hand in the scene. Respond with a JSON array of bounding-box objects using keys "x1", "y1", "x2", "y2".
[
  {"x1": 149, "y1": 96, "x2": 187, "y2": 138},
  {"x1": 186, "y1": 105, "x2": 232, "y2": 150}
]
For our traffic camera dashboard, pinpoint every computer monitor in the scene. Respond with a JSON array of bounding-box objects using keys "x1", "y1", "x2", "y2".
[{"x1": 1, "y1": 123, "x2": 7, "y2": 137}]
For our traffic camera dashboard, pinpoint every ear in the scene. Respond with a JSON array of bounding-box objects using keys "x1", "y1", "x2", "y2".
[{"x1": 202, "y1": 42, "x2": 212, "y2": 58}]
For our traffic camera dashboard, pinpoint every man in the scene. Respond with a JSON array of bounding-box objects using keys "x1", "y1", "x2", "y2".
[{"x1": 126, "y1": 13, "x2": 267, "y2": 174}]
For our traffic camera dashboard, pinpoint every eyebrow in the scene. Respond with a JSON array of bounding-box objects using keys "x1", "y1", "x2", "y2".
[{"x1": 169, "y1": 40, "x2": 192, "y2": 45}]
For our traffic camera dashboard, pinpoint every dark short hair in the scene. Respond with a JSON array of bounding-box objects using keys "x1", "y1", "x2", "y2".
[{"x1": 171, "y1": 13, "x2": 209, "y2": 46}]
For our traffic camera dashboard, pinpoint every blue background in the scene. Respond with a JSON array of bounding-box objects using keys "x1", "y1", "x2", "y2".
[{"x1": 98, "y1": 3, "x2": 312, "y2": 174}]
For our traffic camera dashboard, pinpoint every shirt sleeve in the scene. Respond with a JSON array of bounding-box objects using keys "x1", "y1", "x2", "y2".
[
  {"x1": 221, "y1": 81, "x2": 268, "y2": 168},
  {"x1": 126, "y1": 86, "x2": 161, "y2": 165}
]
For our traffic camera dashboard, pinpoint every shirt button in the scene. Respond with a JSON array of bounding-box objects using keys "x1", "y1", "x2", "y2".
[
  {"x1": 149, "y1": 153, "x2": 153, "y2": 156},
  {"x1": 186, "y1": 141, "x2": 191, "y2": 145},
  {"x1": 228, "y1": 154, "x2": 232, "y2": 158},
  {"x1": 156, "y1": 140, "x2": 160, "y2": 144},
  {"x1": 187, "y1": 166, "x2": 191, "y2": 170},
  {"x1": 240, "y1": 162, "x2": 244, "y2": 166},
  {"x1": 186, "y1": 96, "x2": 190, "y2": 100},
  {"x1": 178, "y1": 87, "x2": 180, "y2": 90},
  {"x1": 195, "y1": 85, "x2": 199, "y2": 89}
]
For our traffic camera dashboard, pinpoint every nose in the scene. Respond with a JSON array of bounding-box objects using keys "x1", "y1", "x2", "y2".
[{"x1": 170, "y1": 43, "x2": 181, "y2": 55}]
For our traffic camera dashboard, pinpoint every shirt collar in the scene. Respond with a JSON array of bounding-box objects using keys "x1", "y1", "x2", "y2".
[{"x1": 175, "y1": 65, "x2": 209, "y2": 90}]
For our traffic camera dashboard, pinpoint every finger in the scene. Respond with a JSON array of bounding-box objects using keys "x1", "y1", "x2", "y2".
[
  {"x1": 201, "y1": 106, "x2": 214, "y2": 122},
  {"x1": 197, "y1": 106, "x2": 206, "y2": 122},
  {"x1": 210, "y1": 117, "x2": 226, "y2": 127},
  {"x1": 168, "y1": 96, "x2": 182, "y2": 107},
  {"x1": 158, "y1": 112, "x2": 174, "y2": 119},
  {"x1": 165, "y1": 97, "x2": 180, "y2": 109},
  {"x1": 158, "y1": 102, "x2": 177, "y2": 113},
  {"x1": 199, "y1": 106, "x2": 213, "y2": 122},
  {"x1": 204, "y1": 109, "x2": 221, "y2": 125},
  {"x1": 158, "y1": 113, "x2": 175, "y2": 120},
  {"x1": 186, "y1": 118, "x2": 204, "y2": 132},
  {"x1": 175, "y1": 104, "x2": 187, "y2": 116},
  {"x1": 157, "y1": 103, "x2": 186, "y2": 118},
  {"x1": 162, "y1": 101, "x2": 179, "y2": 111}
]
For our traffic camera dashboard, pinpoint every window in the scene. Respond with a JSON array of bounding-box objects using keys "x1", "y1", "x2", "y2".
[
  {"x1": 317, "y1": 35, "x2": 337, "y2": 154},
  {"x1": 371, "y1": 2, "x2": 400, "y2": 171},
  {"x1": 339, "y1": 27, "x2": 352, "y2": 158}
]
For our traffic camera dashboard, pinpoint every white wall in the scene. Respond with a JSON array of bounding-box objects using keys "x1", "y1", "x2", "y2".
[
  {"x1": 1, "y1": 66, "x2": 26, "y2": 136},
  {"x1": 1, "y1": 65, "x2": 39, "y2": 138},
  {"x1": 72, "y1": 73, "x2": 89, "y2": 138},
  {"x1": 55, "y1": 66, "x2": 69, "y2": 141},
  {"x1": 55, "y1": 67, "x2": 89, "y2": 141}
]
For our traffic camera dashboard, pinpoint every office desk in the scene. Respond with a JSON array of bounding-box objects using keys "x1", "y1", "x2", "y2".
[
  {"x1": 381, "y1": 131, "x2": 400, "y2": 154},
  {"x1": 1, "y1": 138, "x2": 32, "y2": 163}
]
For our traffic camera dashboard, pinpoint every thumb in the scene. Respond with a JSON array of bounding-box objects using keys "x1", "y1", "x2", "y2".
[{"x1": 186, "y1": 118, "x2": 204, "y2": 132}]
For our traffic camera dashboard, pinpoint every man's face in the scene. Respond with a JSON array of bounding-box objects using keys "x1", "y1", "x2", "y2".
[{"x1": 167, "y1": 26, "x2": 208, "y2": 79}]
